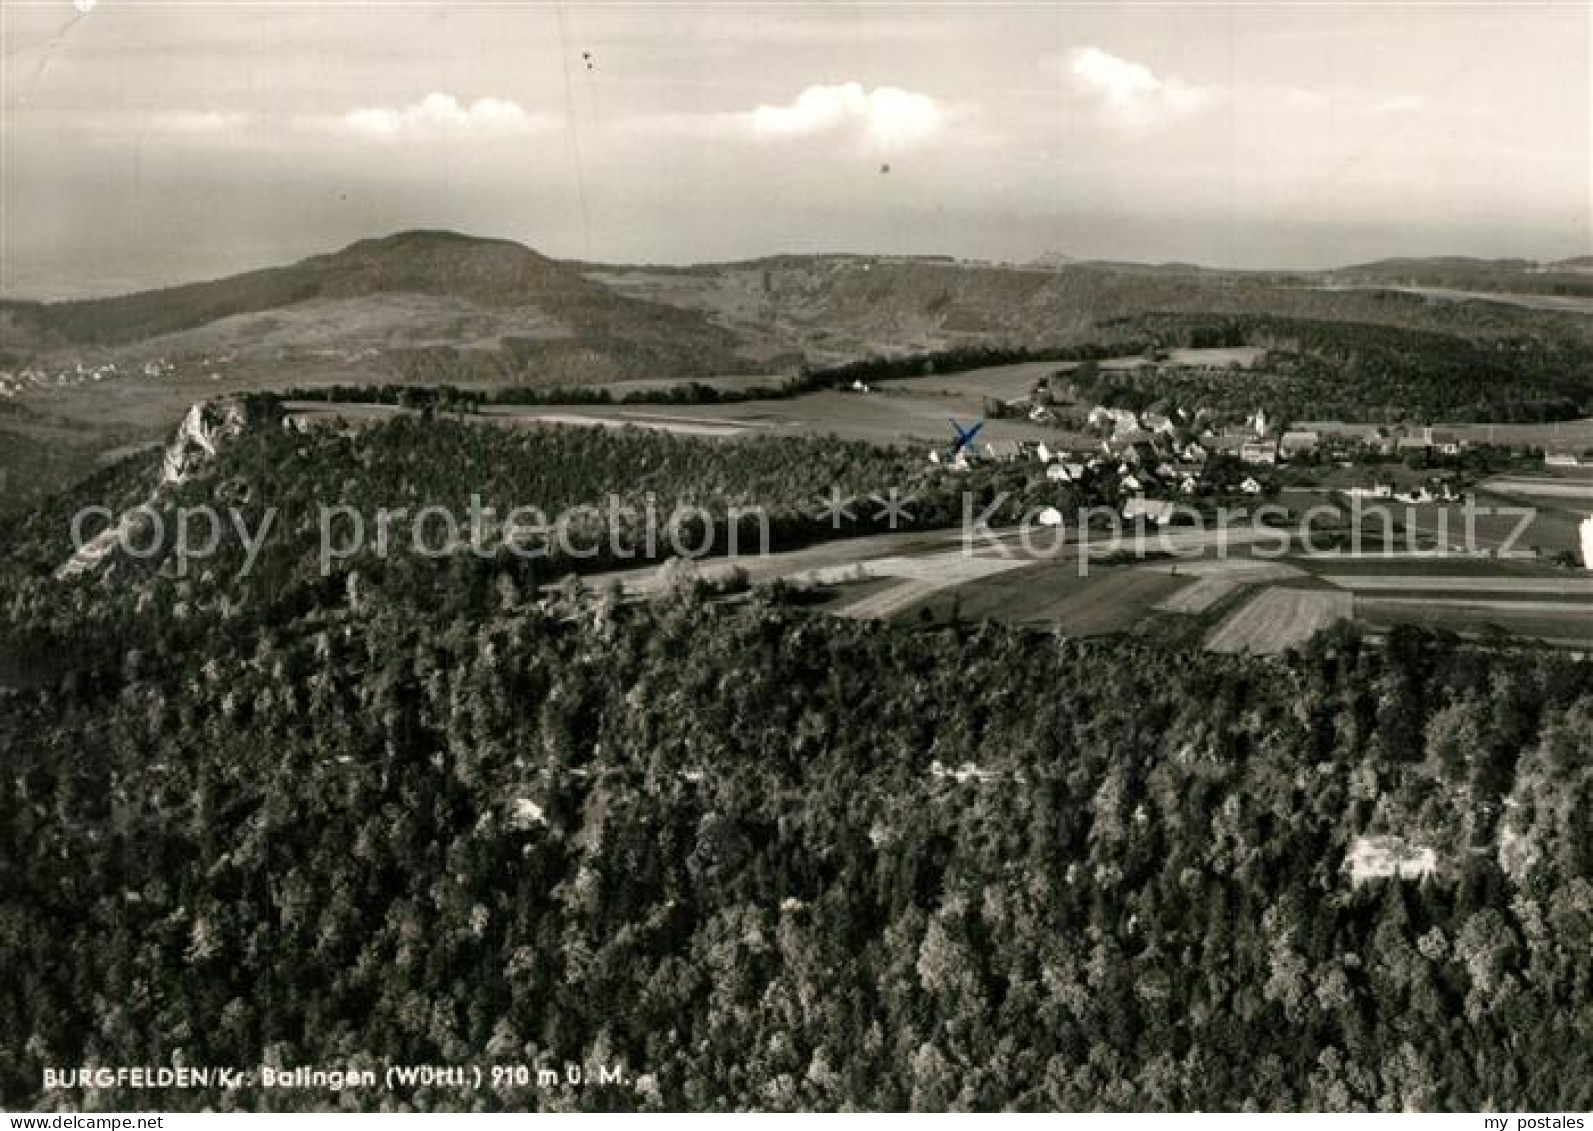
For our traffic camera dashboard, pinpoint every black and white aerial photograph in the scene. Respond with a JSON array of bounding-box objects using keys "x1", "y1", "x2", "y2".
[{"x1": 3, "y1": 0, "x2": 1593, "y2": 1117}]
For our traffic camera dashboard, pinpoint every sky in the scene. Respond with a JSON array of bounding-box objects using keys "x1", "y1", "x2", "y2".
[{"x1": 1, "y1": 0, "x2": 1590, "y2": 298}]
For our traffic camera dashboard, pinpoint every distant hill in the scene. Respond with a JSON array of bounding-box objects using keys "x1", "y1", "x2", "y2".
[
  {"x1": 1025, "y1": 251, "x2": 1077, "y2": 270},
  {"x1": 1331, "y1": 255, "x2": 1541, "y2": 278},
  {"x1": 4, "y1": 231, "x2": 757, "y2": 385},
  {"x1": 1326, "y1": 255, "x2": 1593, "y2": 298},
  {"x1": 588, "y1": 250, "x2": 1593, "y2": 367},
  {"x1": 6, "y1": 232, "x2": 1592, "y2": 387}
]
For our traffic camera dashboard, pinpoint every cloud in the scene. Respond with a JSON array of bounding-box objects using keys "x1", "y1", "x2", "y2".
[
  {"x1": 336, "y1": 93, "x2": 554, "y2": 141},
  {"x1": 743, "y1": 82, "x2": 943, "y2": 148},
  {"x1": 638, "y1": 82, "x2": 946, "y2": 150},
  {"x1": 1066, "y1": 47, "x2": 1216, "y2": 128}
]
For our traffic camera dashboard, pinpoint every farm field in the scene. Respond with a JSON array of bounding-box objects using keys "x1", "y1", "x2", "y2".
[
  {"x1": 1320, "y1": 575, "x2": 1593, "y2": 594},
  {"x1": 1397, "y1": 501, "x2": 1584, "y2": 556},
  {"x1": 1149, "y1": 560, "x2": 1305, "y2": 614},
  {"x1": 850, "y1": 552, "x2": 1036, "y2": 584},
  {"x1": 477, "y1": 407, "x2": 760, "y2": 437},
  {"x1": 1296, "y1": 556, "x2": 1593, "y2": 644},
  {"x1": 811, "y1": 575, "x2": 904, "y2": 611},
  {"x1": 1164, "y1": 345, "x2": 1265, "y2": 367},
  {"x1": 1141, "y1": 558, "x2": 1306, "y2": 580},
  {"x1": 833, "y1": 579, "x2": 942, "y2": 620},
  {"x1": 1356, "y1": 597, "x2": 1593, "y2": 645},
  {"x1": 872, "y1": 360, "x2": 1062, "y2": 399},
  {"x1": 870, "y1": 349, "x2": 1260, "y2": 399},
  {"x1": 286, "y1": 400, "x2": 776, "y2": 438},
  {"x1": 896, "y1": 561, "x2": 1185, "y2": 633},
  {"x1": 1156, "y1": 577, "x2": 1245, "y2": 614},
  {"x1": 812, "y1": 551, "x2": 1038, "y2": 620},
  {"x1": 1439, "y1": 418, "x2": 1593, "y2": 448},
  {"x1": 1480, "y1": 476, "x2": 1593, "y2": 502},
  {"x1": 1291, "y1": 553, "x2": 1564, "y2": 577},
  {"x1": 589, "y1": 373, "x2": 790, "y2": 397},
  {"x1": 1205, "y1": 587, "x2": 1353, "y2": 654},
  {"x1": 1051, "y1": 346, "x2": 1265, "y2": 372},
  {"x1": 1358, "y1": 596, "x2": 1593, "y2": 613},
  {"x1": 1478, "y1": 477, "x2": 1593, "y2": 512},
  {"x1": 752, "y1": 387, "x2": 1071, "y2": 447}
]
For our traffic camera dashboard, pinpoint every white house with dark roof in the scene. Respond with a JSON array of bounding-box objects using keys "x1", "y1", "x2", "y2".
[
  {"x1": 1088, "y1": 406, "x2": 1141, "y2": 434},
  {"x1": 1240, "y1": 440, "x2": 1278, "y2": 465},
  {"x1": 982, "y1": 439, "x2": 1023, "y2": 462}
]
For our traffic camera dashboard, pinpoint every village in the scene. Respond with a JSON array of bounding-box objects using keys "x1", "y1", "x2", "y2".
[
  {"x1": 0, "y1": 357, "x2": 182, "y2": 397},
  {"x1": 920, "y1": 362, "x2": 1592, "y2": 540}
]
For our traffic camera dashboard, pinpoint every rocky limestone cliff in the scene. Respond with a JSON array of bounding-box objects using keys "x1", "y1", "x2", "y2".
[
  {"x1": 160, "y1": 398, "x2": 252, "y2": 486},
  {"x1": 57, "y1": 396, "x2": 265, "y2": 580}
]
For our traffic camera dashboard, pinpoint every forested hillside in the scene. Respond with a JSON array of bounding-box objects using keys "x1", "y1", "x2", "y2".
[
  {"x1": 1080, "y1": 314, "x2": 1593, "y2": 423},
  {"x1": 2, "y1": 594, "x2": 1591, "y2": 1111},
  {"x1": 2, "y1": 414, "x2": 1062, "y2": 618},
  {"x1": 592, "y1": 253, "x2": 1593, "y2": 370}
]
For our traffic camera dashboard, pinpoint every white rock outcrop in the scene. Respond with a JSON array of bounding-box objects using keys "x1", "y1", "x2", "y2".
[
  {"x1": 160, "y1": 399, "x2": 250, "y2": 486},
  {"x1": 57, "y1": 398, "x2": 255, "y2": 581},
  {"x1": 1344, "y1": 835, "x2": 1437, "y2": 885}
]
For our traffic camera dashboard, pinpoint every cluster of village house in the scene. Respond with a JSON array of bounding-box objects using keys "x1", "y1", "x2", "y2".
[
  {"x1": 0, "y1": 358, "x2": 183, "y2": 398},
  {"x1": 1075, "y1": 407, "x2": 1494, "y2": 466},
  {"x1": 932, "y1": 400, "x2": 1589, "y2": 526},
  {"x1": 931, "y1": 407, "x2": 1286, "y2": 526}
]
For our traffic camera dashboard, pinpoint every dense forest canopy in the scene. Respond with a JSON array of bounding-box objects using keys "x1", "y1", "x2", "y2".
[{"x1": 3, "y1": 594, "x2": 1592, "y2": 1111}]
